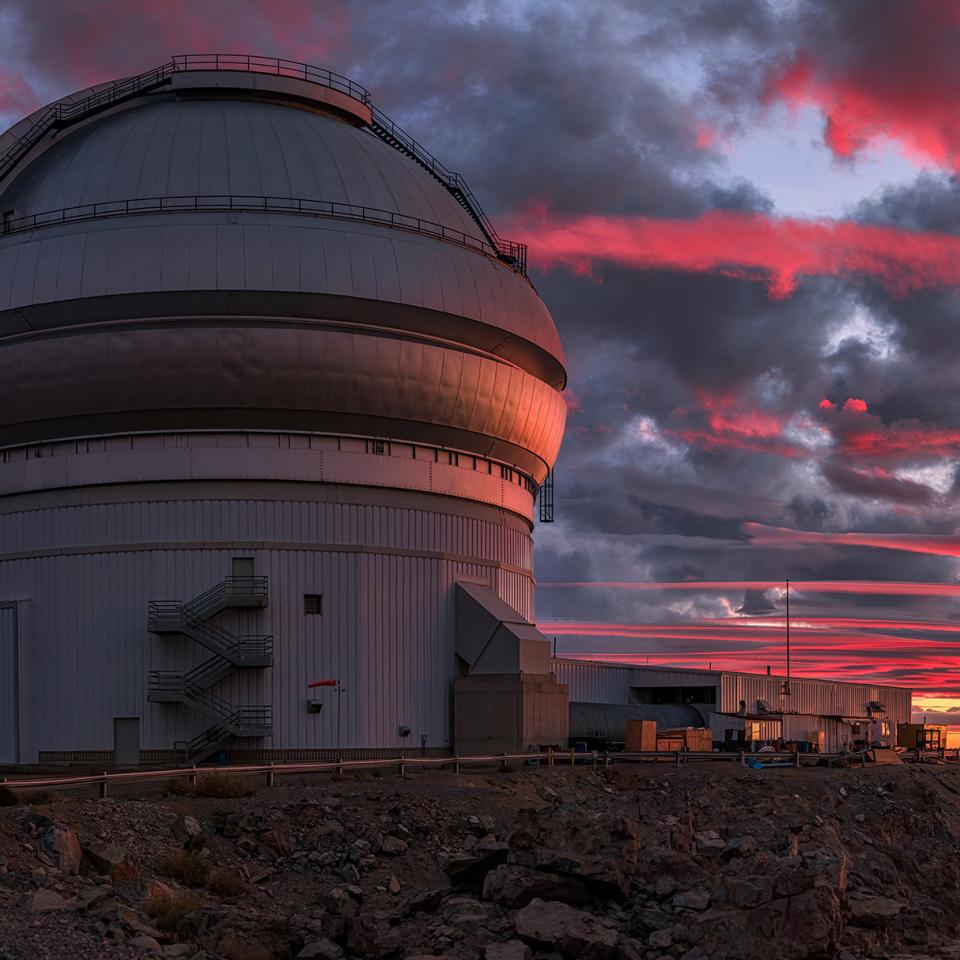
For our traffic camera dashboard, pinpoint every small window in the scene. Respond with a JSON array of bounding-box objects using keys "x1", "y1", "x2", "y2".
[{"x1": 304, "y1": 594, "x2": 323, "y2": 615}]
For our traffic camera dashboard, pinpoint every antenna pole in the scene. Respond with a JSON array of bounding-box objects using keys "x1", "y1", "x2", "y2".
[{"x1": 785, "y1": 578, "x2": 791, "y2": 696}]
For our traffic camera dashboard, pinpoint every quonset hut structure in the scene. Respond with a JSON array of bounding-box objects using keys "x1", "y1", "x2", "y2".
[{"x1": 0, "y1": 55, "x2": 568, "y2": 765}]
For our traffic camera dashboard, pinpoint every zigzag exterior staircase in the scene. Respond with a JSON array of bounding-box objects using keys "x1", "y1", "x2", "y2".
[{"x1": 148, "y1": 577, "x2": 273, "y2": 763}]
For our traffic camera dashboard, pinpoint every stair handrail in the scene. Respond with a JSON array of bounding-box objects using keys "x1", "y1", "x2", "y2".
[
  {"x1": 0, "y1": 61, "x2": 177, "y2": 186},
  {"x1": 367, "y1": 103, "x2": 517, "y2": 265}
]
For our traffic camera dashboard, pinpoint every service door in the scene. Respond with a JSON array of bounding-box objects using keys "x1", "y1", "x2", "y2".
[
  {"x1": 113, "y1": 718, "x2": 141, "y2": 765},
  {"x1": 0, "y1": 607, "x2": 18, "y2": 763}
]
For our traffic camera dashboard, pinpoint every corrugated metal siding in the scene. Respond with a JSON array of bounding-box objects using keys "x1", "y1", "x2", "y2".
[
  {"x1": 0, "y1": 605, "x2": 17, "y2": 762},
  {"x1": 552, "y1": 660, "x2": 721, "y2": 704},
  {"x1": 720, "y1": 674, "x2": 911, "y2": 729},
  {"x1": 0, "y1": 493, "x2": 534, "y2": 761},
  {"x1": 550, "y1": 661, "x2": 637, "y2": 704}
]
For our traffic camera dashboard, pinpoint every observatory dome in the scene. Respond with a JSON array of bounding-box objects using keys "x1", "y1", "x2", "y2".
[{"x1": 0, "y1": 59, "x2": 565, "y2": 486}]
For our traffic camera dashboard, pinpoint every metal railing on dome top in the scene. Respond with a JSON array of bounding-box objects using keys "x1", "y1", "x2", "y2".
[
  {"x1": 169, "y1": 54, "x2": 372, "y2": 104},
  {"x1": 0, "y1": 195, "x2": 527, "y2": 276},
  {"x1": 0, "y1": 54, "x2": 527, "y2": 277}
]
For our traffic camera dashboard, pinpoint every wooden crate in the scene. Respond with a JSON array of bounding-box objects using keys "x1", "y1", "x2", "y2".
[
  {"x1": 625, "y1": 719, "x2": 657, "y2": 752},
  {"x1": 660, "y1": 727, "x2": 713, "y2": 752}
]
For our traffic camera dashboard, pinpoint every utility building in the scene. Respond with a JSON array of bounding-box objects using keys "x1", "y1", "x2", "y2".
[
  {"x1": 0, "y1": 56, "x2": 568, "y2": 765},
  {"x1": 556, "y1": 660, "x2": 911, "y2": 753}
]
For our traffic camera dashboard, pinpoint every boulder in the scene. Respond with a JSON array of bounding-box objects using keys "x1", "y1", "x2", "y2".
[
  {"x1": 509, "y1": 806, "x2": 640, "y2": 897},
  {"x1": 298, "y1": 940, "x2": 344, "y2": 959},
  {"x1": 262, "y1": 826, "x2": 294, "y2": 857},
  {"x1": 720, "y1": 836, "x2": 757, "y2": 861},
  {"x1": 672, "y1": 889, "x2": 710, "y2": 912},
  {"x1": 73, "y1": 886, "x2": 116, "y2": 913},
  {"x1": 346, "y1": 914, "x2": 404, "y2": 958},
  {"x1": 648, "y1": 929, "x2": 673, "y2": 949},
  {"x1": 29, "y1": 889, "x2": 70, "y2": 913},
  {"x1": 848, "y1": 896, "x2": 903, "y2": 927},
  {"x1": 380, "y1": 835, "x2": 408, "y2": 855},
  {"x1": 441, "y1": 844, "x2": 509, "y2": 887},
  {"x1": 694, "y1": 830, "x2": 726, "y2": 856},
  {"x1": 130, "y1": 935, "x2": 162, "y2": 954},
  {"x1": 515, "y1": 898, "x2": 619, "y2": 960},
  {"x1": 161, "y1": 947, "x2": 195, "y2": 959},
  {"x1": 83, "y1": 841, "x2": 133, "y2": 874},
  {"x1": 42, "y1": 826, "x2": 82, "y2": 875},
  {"x1": 484, "y1": 941, "x2": 532, "y2": 960},
  {"x1": 483, "y1": 864, "x2": 590, "y2": 908},
  {"x1": 171, "y1": 814, "x2": 204, "y2": 848}
]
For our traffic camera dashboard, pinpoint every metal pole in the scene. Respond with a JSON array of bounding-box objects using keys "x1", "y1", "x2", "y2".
[
  {"x1": 336, "y1": 684, "x2": 342, "y2": 761},
  {"x1": 785, "y1": 578, "x2": 791, "y2": 697}
]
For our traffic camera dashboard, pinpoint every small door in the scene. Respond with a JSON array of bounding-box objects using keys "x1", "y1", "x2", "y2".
[
  {"x1": 113, "y1": 718, "x2": 140, "y2": 765},
  {"x1": 231, "y1": 557, "x2": 255, "y2": 579},
  {"x1": 0, "y1": 607, "x2": 18, "y2": 763}
]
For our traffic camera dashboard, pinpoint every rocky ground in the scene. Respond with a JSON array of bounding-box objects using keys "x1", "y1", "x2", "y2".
[{"x1": 2, "y1": 761, "x2": 960, "y2": 960}]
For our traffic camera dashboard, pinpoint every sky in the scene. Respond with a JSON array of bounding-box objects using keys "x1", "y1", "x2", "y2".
[{"x1": 4, "y1": 0, "x2": 960, "y2": 723}]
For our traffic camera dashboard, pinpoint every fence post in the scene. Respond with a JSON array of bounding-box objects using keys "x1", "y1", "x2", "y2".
[
  {"x1": 570, "y1": 749, "x2": 576, "y2": 768},
  {"x1": 398, "y1": 759, "x2": 405, "y2": 777},
  {"x1": 794, "y1": 750, "x2": 800, "y2": 769},
  {"x1": 98, "y1": 774, "x2": 108, "y2": 800},
  {"x1": 499, "y1": 755, "x2": 507, "y2": 773},
  {"x1": 453, "y1": 757, "x2": 461, "y2": 775},
  {"x1": 547, "y1": 749, "x2": 553, "y2": 768},
  {"x1": 266, "y1": 763, "x2": 275, "y2": 788},
  {"x1": 188, "y1": 767, "x2": 198, "y2": 786},
  {"x1": 739, "y1": 751, "x2": 745, "y2": 767},
  {"x1": 675, "y1": 750, "x2": 681, "y2": 767}
]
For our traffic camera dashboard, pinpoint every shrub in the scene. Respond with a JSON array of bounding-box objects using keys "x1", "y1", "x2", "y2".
[
  {"x1": 165, "y1": 772, "x2": 255, "y2": 799},
  {"x1": 144, "y1": 891, "x2": 202, "y2": 932},
  {"x1": 0, "y1": 786, "x2": 17, "y2": 807},
  {"x1": 24, "y1": 790, "x2": 62, "y2": 805},
  {"x1": 157, "y1": 850, "x2": 211, "y2": 887},
  {"x1": 208, "y1": 867, "x2": 247, "y2": 897},
  {"x1": 216, "y1": 935, "x2": 271, "y2": 960},
  {"x1": 109, "y1": 861, "x2": 141, "y2": 884},
  {"x1": 165, "y1": 778, "x2": 193, "y2": 797}
]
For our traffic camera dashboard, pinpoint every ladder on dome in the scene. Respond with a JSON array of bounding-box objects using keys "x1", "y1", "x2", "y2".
[
  {"x1": 147, "y1": 576, "x2": 273, "y2": 764},
  {"x1": 538, "y1": 468, "x2": 555, "y2": 523}
]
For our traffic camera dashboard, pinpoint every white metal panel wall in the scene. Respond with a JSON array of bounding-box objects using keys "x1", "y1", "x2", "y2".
[{"x1": 0, "y1": 490, "x2": 534, "y2": 760}]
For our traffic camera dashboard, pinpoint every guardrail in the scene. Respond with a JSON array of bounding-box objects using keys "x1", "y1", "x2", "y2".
[
  {"x1": 0, "y1": 748, "x2": 879, "y2": 799},
  {"x1": 0, "y1": 195, "x2": 527, "y2": 277}
]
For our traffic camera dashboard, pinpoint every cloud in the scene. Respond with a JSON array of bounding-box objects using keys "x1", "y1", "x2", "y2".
[
  {"x1": 768, "y1": 1, "x2": 960, "y2": 170},
  {"x1": 745, "y1": 523, "x2": 960, "y2": 558},
  {"x1": 505, "y1": 206, "x2": 960, "y2": 298}
]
